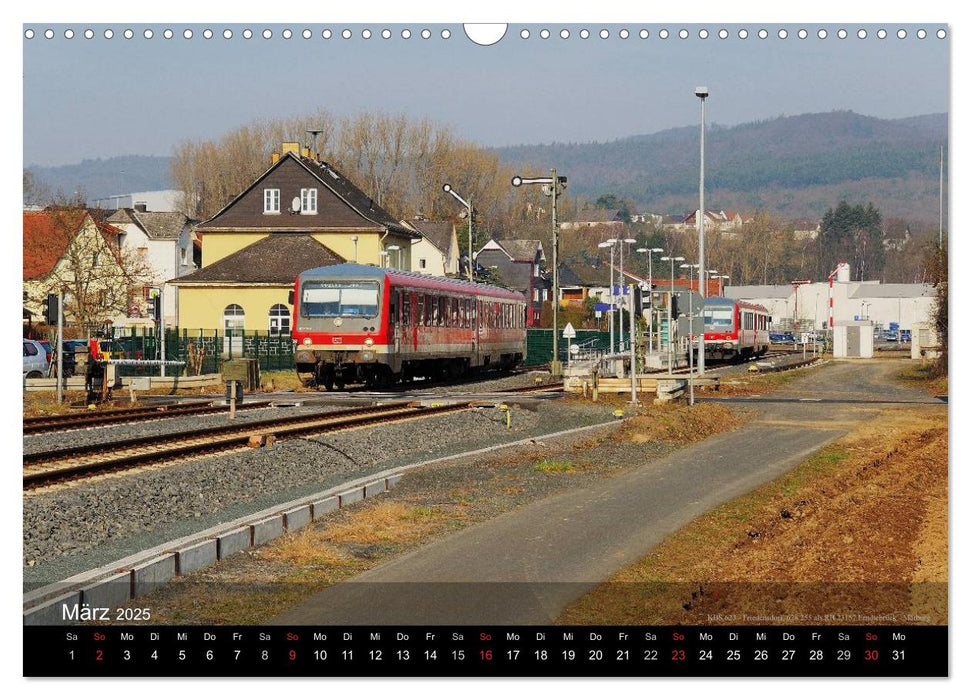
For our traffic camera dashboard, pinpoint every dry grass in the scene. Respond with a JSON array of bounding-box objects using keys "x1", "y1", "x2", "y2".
[
  {"x1": 619, "y1": 402, "x2": 747, "y2": 445},
  {"x1": 323, "y1": 502, "x2": 449, "y2": 544},
  {"x1": 717, "y1": 363, "x2": 822, "y2": 396},
  {"x1": 895, "y1": 363, "x2": 948, "y2": 395},
  {"x1": 260, "y1": 529, "x2": 353, "y2": 567},
  {"x1": 258, "y1": 370, "x2": 306, "y2": 392}
]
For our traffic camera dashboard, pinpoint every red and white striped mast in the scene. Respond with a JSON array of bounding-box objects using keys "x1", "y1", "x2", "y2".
[{"x1": 827, "y1": 262, "x2": 846, "y2": 334}]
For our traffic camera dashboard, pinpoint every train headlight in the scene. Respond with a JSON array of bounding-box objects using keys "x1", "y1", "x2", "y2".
[
  {"x1": 364, "y1": 337, "x2": 374, "y2": 346},
  {"x1": 303, "y1": 337, "x2": 312, "y2": 345},
  {"x1": 723, "y1": 342, "x2": 733, "y2": 349}
]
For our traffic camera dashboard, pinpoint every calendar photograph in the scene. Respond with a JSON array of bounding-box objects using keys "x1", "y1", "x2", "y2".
[{"x1": 19, "y1": 15, "x2": 949, "y2": 677}]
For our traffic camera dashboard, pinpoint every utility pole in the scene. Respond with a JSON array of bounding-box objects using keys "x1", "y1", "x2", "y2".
[{"x1": 56, "y1": 289, "x2": 64, "y2": 404}]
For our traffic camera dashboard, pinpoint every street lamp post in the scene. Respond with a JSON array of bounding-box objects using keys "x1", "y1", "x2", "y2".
[
  {"x1": 618, "y1": 237, "x2": 636, "y2": 351},
  {"x1": 696, "y1": 86, "x2": 709, "y2": 378},
  {"x1": 637, "y1": 247, "x2": 664, "y2": 352},
  {"x1": 512, "y1": 170, "x2": 568, "y2": 377},
  {"x1": 718, "y1": 274, "x2": 730, "y2": 296},
  {"x1": 660, "y1": 255, "x2": 684, "y2": 368},
  {"x1": 598, "y1": 239, "x2": 617, "y2": 354},
  {"x1": 442, "y1": 183, "x2": 473, "y2": 282},
  {"x1": 680, "y1": 263, "x2": 698, "y2": 292}
]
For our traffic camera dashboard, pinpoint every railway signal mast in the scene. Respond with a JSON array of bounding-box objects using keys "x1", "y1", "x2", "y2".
[
  {"x1": 442, "y1": 183, "x2": 474, "y2": 282},
  {"x1": 512, "y1": 170, "x2": 568, "y2": 377}
]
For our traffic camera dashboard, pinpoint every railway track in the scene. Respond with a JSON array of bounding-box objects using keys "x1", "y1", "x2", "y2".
[
  {"x1": 22, "y1": 401, "x2": 274, "y2": 435},
  {"x1": 23, "y1": 402, "x2": 471, "y2": 490},
  {"x1": 498, "y1": 382, "x2": 565, "y2": 394}
]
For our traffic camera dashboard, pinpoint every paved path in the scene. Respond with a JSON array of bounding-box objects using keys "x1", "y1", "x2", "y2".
[{"x1": 272, "y1": 360, "x2": 934, "y2": 625}]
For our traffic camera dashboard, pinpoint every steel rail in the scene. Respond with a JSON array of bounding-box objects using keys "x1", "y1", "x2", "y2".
[
  {"x1": 22, "y1": 401, "x2": 273, "y2": 435},
  {"x1": 23, "y1": 402, "x2": 470, "y2": 489}
]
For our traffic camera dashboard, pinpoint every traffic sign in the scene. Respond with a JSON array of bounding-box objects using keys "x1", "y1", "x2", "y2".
[{"x1": 562, "y1": 322, "x2": 577, "y2": 339}]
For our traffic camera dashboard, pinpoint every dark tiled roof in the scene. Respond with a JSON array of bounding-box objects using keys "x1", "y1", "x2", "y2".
[
  {"x1": 195, "y1": 152, "x2": 416, "y2": 237},
  {"x1": 107, "y1": 208, "x2": 190, "y2": 240},
  {"x1": 493, "y1": 239, "x2": 544, "y2": 262},
  {"x1": 410, "y1": 220, "x2": 455, "y2": 254},
  {"x1": 169, "y1": 234, "x2": 345, "y2": 285},
  {"x1": 573, "y1": 209, "x2": 622, "y2": 223},
  {"x1": 559, "y1": 263, "x2": 612, "y2": 287},
  {"x1": 297, "y1": 156, "x2": 414, "y2": 236}
]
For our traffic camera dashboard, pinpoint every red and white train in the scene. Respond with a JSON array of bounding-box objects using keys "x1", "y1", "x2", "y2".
[
  {"x1": 291, "y1": 263, "x2": 527, "y2": 390},
  {"x1": 702, "y1": 296, "x2": 771, "y2": 361}
]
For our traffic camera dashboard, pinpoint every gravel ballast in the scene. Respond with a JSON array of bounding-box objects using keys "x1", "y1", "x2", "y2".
[
  {"x1": 22, "y1": 404, "x2": 349, "y2": 456},
  {"x1": 23, "y1": 399, "x2": 612, "y2": 588}
]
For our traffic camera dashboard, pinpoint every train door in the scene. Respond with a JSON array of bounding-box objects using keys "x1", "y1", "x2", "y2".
[
  {"x1": 473, "y1": 299, "x2": 481, "y2": 366},
  {"x1": 392, "y1": 288, "x2": 401, "y2": 355}
]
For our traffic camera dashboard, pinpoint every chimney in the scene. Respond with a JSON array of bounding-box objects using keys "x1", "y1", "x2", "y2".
[
  {"x1": 134, "y1": 202, "x2": 148, "y2": 213},
  {"x1": 281, "y1": 142, "x2": 300, "y2": 156}
]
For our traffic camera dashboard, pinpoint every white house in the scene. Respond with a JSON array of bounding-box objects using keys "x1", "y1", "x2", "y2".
[
  {"x1": 105, "y1": 206, "x2": 196, "y2": 325},
  {"x1": 408, "y1": 220, "x2": 460, "y2": 276}
]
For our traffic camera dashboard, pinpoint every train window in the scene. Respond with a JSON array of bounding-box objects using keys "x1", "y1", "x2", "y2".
[
  {"x1": 743, "y1": 312, "x2": 754, "y2": 330},
  {"x1": 402, "y1": 294, "x2": 410, "y2": 326},
  {"x1": 704, "y1": 305, "x2": 734, "y2": 330},
  {"x1": 418, "y1": 295, "x2": 425, "y2": 326},
  {"x1": 300, "y1": 281, "x2": 378, "y2": 318}
]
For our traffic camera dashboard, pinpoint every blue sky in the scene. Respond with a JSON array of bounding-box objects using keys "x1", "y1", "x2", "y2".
[{"x1": 23, "y1": 21, "x2": 948, "y2": 167}]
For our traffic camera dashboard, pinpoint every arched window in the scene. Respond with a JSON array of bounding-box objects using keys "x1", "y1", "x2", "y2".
[
  {"x1": 223, "y1": 304, "x2": 244, "y2": 355},
  {"x1": 269, "y1": 303, "x2": 291, "y2": 336}
]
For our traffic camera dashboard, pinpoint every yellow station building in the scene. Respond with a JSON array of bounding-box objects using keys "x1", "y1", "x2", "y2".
[{"x1": 170, "y1": 144, "x2": 419, "y2": 337}]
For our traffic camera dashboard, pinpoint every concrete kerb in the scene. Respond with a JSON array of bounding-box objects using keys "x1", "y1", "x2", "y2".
[{"x1": 23, "y1": 418, "x2": 619, "y2": 625}]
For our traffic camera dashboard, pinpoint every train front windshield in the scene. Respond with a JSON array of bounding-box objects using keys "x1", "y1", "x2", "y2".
[
  {"x1": 704, "y1": 306, "x2": 735, "y2": 331},
  {"x1": 301, "y1": 281, "x2": 380, "y2": 318}
]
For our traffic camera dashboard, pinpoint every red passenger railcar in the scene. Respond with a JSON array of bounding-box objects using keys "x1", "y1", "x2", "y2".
[
  {"x1": 702, "y1": 296, "x2": 770, "y2": 361},
  {"x1": 292, "y1": 263, "x2": 527, "y2": 390}
]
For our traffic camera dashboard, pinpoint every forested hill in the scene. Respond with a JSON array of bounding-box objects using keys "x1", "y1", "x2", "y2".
[
  {"x1": 25, "y1": 155, "x2": 172, "y2": 204},
  {"x1": 494, "y1": 111, "x2": 948, "y2": 223}
]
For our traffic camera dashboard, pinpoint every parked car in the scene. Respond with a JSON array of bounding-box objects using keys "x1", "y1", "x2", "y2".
[
  {"x1": 770, "y1": 332, "x2": 796, "y2": 345},
  {"x1": 37, "y1": 340, "x2": 53, "y2": 367},
  {"x1": 900, "y1": 330, "x2": 912, "y2": 343},
  {"x1": 23, "y1": 338, "x2": 50, "y2": 378}
]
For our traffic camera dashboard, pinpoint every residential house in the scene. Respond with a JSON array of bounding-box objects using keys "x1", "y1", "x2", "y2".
[
  {"x1": 475, "y1": 239, "x2": 548, "y2": 326},
  {"x1": 792, "y1": 219, "x2": 821, "y2": 241},
  {"x1": 559, "y1": 209, "x2": 626, "y2": 231},
  {"x1": 408, "y1": 219, "x2": 460, "y2": 276},
  {"x1": 558, "y1": 263, "x2": 612, "y2": 306},
  {"x1": 23, "y1": 209, "x2": 133, "y2": 332},
  {"x1": 673, "y1": 209, "x2": 752, "y2": 236},
  {"x1": 170, "y1": 143, "x2": 419, "y2": 335},
  {"x1": 105, "y1": 206, "x2": 196, "y2": 325}
]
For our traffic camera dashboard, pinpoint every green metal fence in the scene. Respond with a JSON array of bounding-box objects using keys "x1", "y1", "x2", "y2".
[
  {"x1": 99, "y1": 327, "x2": 295, "y2": 376},
  {"x1": 525, "y1": 329, "x2": 623, "y2": 366}
]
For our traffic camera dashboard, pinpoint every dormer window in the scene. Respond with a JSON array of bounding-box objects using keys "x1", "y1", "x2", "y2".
[
  {"x1": 264, "y1": 188, "x2": 280, "y2": 214},
  {"x1": 534, "y1": 263, "x2": 540, "y2": 277},
  {"x1": 300, "y1": 188, "x2": 317, "y2": 214}
]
